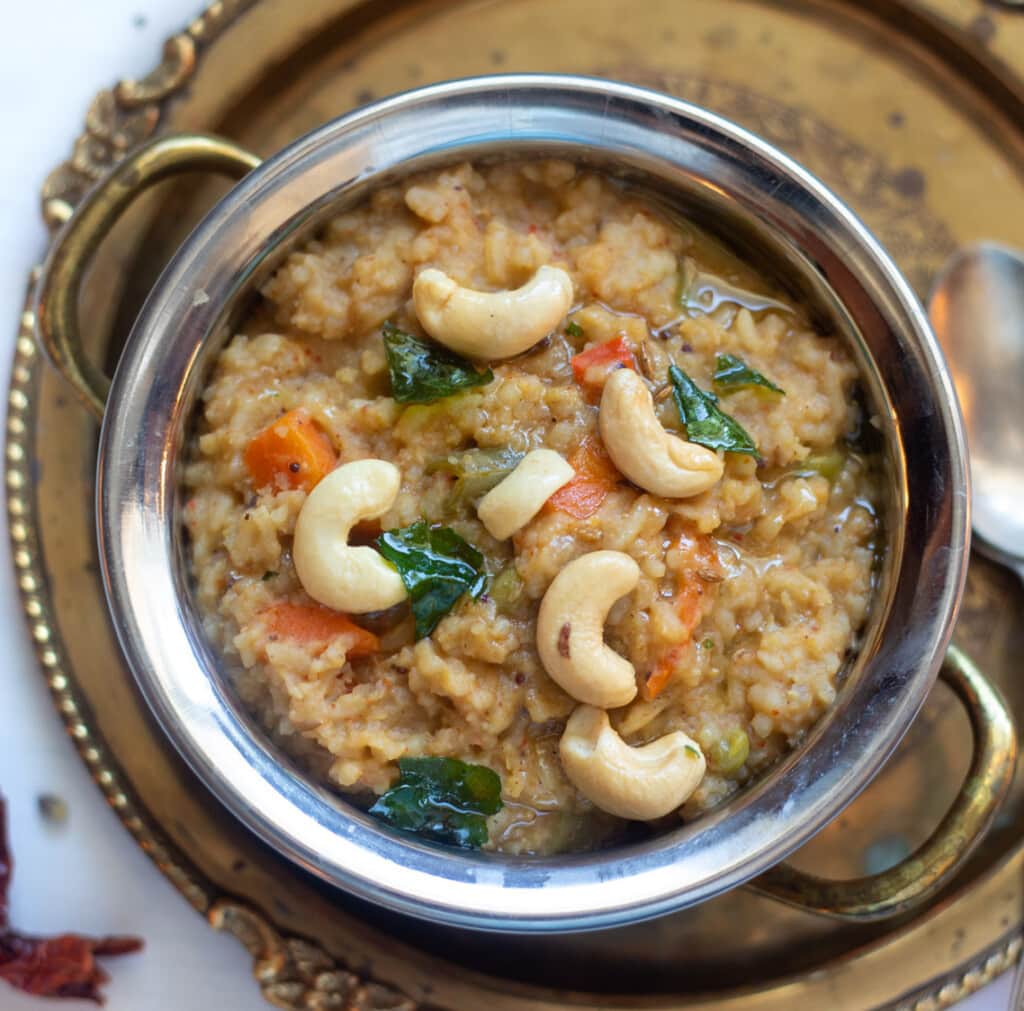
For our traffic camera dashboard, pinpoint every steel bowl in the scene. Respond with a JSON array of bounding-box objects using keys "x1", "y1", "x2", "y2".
[{"x1": 33, "y1": 74, "x2": 1016, "y2": 932}]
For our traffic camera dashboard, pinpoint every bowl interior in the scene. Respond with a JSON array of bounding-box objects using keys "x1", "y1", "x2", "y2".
[
  {"x1": 97, "y1": 75, "x2": 966, "y2": 932},
  {"x1": 174, "y1": 144, "x2": 902, "y2": 847}
]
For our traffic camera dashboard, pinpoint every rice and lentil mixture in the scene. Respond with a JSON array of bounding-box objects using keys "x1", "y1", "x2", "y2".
[{"x1": 183, "y1": 159, "x2": 880, "y2": 855}]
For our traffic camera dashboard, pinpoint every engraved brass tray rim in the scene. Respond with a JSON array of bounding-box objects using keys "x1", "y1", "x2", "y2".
[{"x1": 9, "y1": 1, "x2": 1023, "y2": 1008}]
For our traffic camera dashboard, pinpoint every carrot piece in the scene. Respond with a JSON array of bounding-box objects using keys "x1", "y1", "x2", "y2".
[
  {"x1": 244, "y1": 409, "x2": 336, "y2": 493},
  {"x1": 262, "y1": 602, "x2": 379, "y2": 659},
  {"x1": 673, "y1": 528, "x2": 721, "y2": 578},
  {"x1": 570, "y1": 336, "x2": 636, "y2": 390},
  {"x1": 643, "y1": 582, "x2": 707, "y2": 700},
  {"x1": 547, "y1": 438, "x2": 622, "y2": 519},
  {"x1": 643, "y1": 653, "x2": 677, "y2": 701},
  {"x1": 642, "y1": 529, "x2": 721, "y2": 700}
]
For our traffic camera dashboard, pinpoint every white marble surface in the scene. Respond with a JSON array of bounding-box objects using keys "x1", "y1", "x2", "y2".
[{"x1": 0, "y1": 1, "x2": 1015, "y2": 1008}]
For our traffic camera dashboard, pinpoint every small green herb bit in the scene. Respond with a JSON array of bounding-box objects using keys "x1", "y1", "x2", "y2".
[
  {"x1": 490, "y1": 565, "x2": 525, "y2": 613},
  {"x1": 669, "y1": 365, "x2": 758, "y2": 457},
  {"x1": 713, "y1": 353, "x2": 785, "y2": 396},
  {"x1": 797, "y1": 450, "x2": 846, "y2": 483},
  {"x1": 427, "y1": 447, "x2": 524, "y2": 508},
  {"x1": 382, "y1": 323, "x2": 494, "y2": 404},
  {"x1": 369, "y1": 756, "x2": 503, "y2": 849},
  {"x1": 565, "y1": 321, "x2": 584, "y2": 338},
  {"x1": 709, "y1": 729, "x2": 750, "y2": 774},
  {"x1": 376, "y1": 520, "x2": 487, "y2": 638}
]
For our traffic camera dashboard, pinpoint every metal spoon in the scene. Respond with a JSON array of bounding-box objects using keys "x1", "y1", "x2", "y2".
[
  {"x1": 928, "y1": 243, "x2": 1024, "y2": 582},
  {"x1": 931, "y1": 244, "x2": 1024, "y2": 1008}
]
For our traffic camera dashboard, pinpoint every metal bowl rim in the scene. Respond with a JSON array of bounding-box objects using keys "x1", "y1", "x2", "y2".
[{"x1": 94, "y1": 73, "x2": 969, "y2": 932}]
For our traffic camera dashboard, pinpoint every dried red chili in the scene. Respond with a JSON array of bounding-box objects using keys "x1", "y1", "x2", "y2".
[{"x1": 0, "y1": 796, "x2": 142, "y2": 1004}]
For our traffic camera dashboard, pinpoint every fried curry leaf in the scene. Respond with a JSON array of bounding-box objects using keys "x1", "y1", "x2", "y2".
[
  {"x1": 382, "y1": 323, "x2": 494, "y2": 404},
  {"x1": 369, "y1": 757, "x2": 503, "y2": 849},
  {"x1": 427, "y1": 447, "x2": 524, "y2": 509},
  {"x1": 712, "y1": 353, "x2": 785, "y2": 396},
  {"x1": 375, "y1": 520, "x2": 487, "y2": 638},
  {"x1": 669, "y1": 364, "x2": 758, "y2": 457}
]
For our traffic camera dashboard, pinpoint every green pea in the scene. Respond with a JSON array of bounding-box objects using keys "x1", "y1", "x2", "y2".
[
  {"x1": 800, "y1": 450, "x2": 845, "y2": 483},
  {"x1": 490, "y1": 565, "x2": 524, "y2": 613},
  {"x1": 710, "y1": 728, "x2": 749, "y2": 774}
]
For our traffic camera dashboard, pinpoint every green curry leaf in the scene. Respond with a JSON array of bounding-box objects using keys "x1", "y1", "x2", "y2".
[
  {"x1": 669, "y1": 364, "x2": 758, "y2": 457},
  {"x1": 375, "y1": 520, "x2": 487, "y2": 638},
  {"x1": 712, "y1": 353, "x2": 785, "y2": 396},
  {"x1": 382, "y1": 323, "x2": 494, "y2": 404},
  {"x1": 369, "y1": 757, "x2": 503, "y2": 849}
]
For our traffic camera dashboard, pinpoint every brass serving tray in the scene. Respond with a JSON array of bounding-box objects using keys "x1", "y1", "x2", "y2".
[{"x1": 11, "y1": 0, "x2": 1024, "y2": 1008}]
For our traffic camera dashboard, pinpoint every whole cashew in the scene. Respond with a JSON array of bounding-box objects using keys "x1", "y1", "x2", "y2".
[
  {"x1": 599, "y1": 368, "x2": 724, "y2": 498},
  {"x1": 477, "y1": 449, "x2": 575, "y2": 540},
  {"x1": 412, "y1": 264, "x2": 574, "y2": 359},
  {"x1": 560, "y1": 705, "x2": 707, "y2": 820},
  {"x1": 536, "y1": 551, "x2": 640, "y2": 708},
  {"x1": 292, "y1": 459, "x2": 408, "y2": 614}
]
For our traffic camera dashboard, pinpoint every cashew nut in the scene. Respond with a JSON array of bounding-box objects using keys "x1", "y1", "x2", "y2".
[
  {"x1": 477, "y1": 449, "x2": 575, "y2": 540},
  {"x1": 560, "y1": 705, "x2": 706, "y2": 820},
  {"x1": 599, "y1": 368, "x2": 724, "y2": 498},
  {"x1": 536, "y1": 551, "x2": 640, "y2": 708},
  {"x1": 292, "y1": 459, "x2": 408, "y2": 614},
  {"x1": 412, "y1": 264, "x2": 574, "y2": 359}
]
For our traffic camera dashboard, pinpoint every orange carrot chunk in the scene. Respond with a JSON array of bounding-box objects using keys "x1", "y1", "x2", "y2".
[
  {"x1": 262, "y1": 602, "x2": 379, "y2": 659},
  {"x1": 642, "y1": 530, "x2": 721, "y2": 701},
  {"x1": 547, "y1": 438, "x2": 622, "y2": 519},
  {"x1": 244, "y1": 409, "x2": 336, "y2": 493},
  {"x1": 643, "y1": 581, "x2": 707, "y2": 700},
  {"x1": 570, "y1": 336, "x2": 636, "y2": 390}
]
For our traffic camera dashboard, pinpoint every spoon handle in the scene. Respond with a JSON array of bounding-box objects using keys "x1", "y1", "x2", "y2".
[
  {"x1": 1010, "y1": 953, "x2": 1024, "y2": 1011},
  {"x1": 1010, "y1": 564, "x2": 1024, "y2": 1008}
]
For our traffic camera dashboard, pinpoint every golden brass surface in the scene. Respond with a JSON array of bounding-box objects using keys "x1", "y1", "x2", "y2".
[
  {"x1": 35, "y1": 134, "x2": 259, "y2": 419},
  {"x1": 753, "y1": 646, "x2": 1017, "y2": 921},
  {"x1": 11, "y1": 0, "x2": 1024, "y2": 1008}
]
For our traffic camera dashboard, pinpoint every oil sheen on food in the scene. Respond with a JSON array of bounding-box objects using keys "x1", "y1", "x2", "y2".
[{"x1": 183, "y1": 160, "x2": 880, "y2": 855}]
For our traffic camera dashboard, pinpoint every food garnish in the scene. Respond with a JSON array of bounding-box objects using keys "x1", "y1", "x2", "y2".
[
  {"x1": 382, "y1": 322, "x2": 494, "y2": 404},
  {"x1": 375, "y1": 521, "x2": 487, "y2": 638},
  {"x1": 712, "y1": 353, "x2": 785, "y2": 396},
  {"x1": 669, "y1": 365, "x2": 758, "y2": 457},
  {"x1": 369, "y1": 757, "x2": 503, "y2": 849}
]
